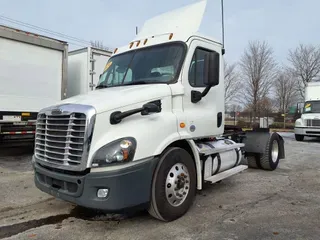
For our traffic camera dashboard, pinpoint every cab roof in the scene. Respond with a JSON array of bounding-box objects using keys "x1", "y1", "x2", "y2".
[{"x1": 111, "y1": 0, "x2": 221, "y2": 57}]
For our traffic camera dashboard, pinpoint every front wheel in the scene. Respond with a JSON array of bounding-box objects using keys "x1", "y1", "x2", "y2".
[
  {"x1": 295, "y1": 134, "x2": 304, "y2": 141},
  {"x1": 148, "y1": 147, "x2": 197, "y2": 222}
]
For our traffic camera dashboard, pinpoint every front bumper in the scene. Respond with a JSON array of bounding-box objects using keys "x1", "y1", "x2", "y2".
[
  {"x1": 33, "y1": 156, "x2": 159, "y2": 211},
  {"x1": 294, "y1": 127, "x2": 320, "y2": 136}
]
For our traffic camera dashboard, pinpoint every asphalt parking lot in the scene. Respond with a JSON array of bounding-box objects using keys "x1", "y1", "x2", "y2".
[{"x1": 0, "y1": 133, "x2": 320, "y2": 240}]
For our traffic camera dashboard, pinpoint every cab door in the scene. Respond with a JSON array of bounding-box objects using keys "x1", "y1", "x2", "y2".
[{"x1": 180, "y1": 38, "x2": 224, "y2": 138}]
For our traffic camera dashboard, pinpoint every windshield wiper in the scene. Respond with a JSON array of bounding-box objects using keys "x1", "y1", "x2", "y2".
[
  {"x1": 95, "y1": 85, "x2": 108, "y2": 89},
  {"x1": 123, "y1": 80, "x2": 167, "y2": 86},
  {"x1": 96, "y1": 81, "x2": 167, "y2": 89}
]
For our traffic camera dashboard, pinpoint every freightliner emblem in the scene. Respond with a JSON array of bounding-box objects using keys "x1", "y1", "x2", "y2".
[{"x1": 51, "y1": 108, "x2": 63, "y2": 115}]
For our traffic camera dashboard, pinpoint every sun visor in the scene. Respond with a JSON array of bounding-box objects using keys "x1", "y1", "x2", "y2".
[{"x1": 134, "y1": 0, "x2": 207, "y2": 40}]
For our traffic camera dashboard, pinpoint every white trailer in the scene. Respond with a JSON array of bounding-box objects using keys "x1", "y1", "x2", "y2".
[
  {"x1": 32, "y1": 0, "x2": 285, "y2": 222},
  {"x1": 0, "y1": 25, "x2": 68, "y2": 147},
  {"x1": 67, "y1": 47, "x2": 112, "y2": 98},
  {"x1": 294, "y1": 81, "x2": 320, "y2": 141}
]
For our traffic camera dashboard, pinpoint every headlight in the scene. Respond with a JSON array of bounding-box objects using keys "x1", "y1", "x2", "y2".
[
  {"x1": 295, "y1": 119, "x2": 302, "y2": 126},
  {"x1": 91, "y1": 137, "x2": 137, "y2": 167}
]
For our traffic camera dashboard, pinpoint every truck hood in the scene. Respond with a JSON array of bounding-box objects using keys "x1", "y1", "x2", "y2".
[
  {"x1": 302, "y1": 113, "x2": 320, "y2": 120},
  {"x1": 57, "y1": 84, "x2": 172, "y2": 113}
]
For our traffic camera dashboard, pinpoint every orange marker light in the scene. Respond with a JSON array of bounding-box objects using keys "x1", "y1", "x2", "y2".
[
  {"x1": 144, "y1": 39, "x2": 148, "y2": 45},
  {"x1": 136, "y1": 40, "x2": 140, "y2": 47},
  {"x1": 180, "y1": 122, "x2": 186, "y2": 128},
  {"x1": 122, "y1": 149, "x2": 129, "y2": 160},
  {"x1": 129, "y1": 42, "x2": 134, "y2": 48},
  {"x1": 169, "y1": 33, "x2": 174, "y2": 40}
]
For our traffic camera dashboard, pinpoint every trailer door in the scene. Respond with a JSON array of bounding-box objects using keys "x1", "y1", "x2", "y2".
[{"x1": 90, "y1": 49, "x2": 111, "y2": 90}]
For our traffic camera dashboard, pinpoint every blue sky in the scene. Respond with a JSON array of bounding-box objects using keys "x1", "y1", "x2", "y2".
[{"x1": 1, "y1": 0, "x2": 319, "y2": 65}]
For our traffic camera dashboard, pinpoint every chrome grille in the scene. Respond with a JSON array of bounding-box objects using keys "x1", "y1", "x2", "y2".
[
  {"x1": 35, "y1": 112, "x2": 87, "y2": 167},
  {"x1": 306, "y1": 119, "x2": 320, "y2": 127}
]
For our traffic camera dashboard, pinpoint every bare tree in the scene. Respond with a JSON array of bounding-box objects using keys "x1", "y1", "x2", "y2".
[
  {"x1": 239, "y1": 40, "x2": 278, "y2": 123},
  {"x1": 287, "y1": 43, "x2": 320, "y2": 99},
  {"x1": 224, "y1": 61, "x2": 241, "y2": 110},
  {"x1": 90, "y1": 40, "x2": 111, "y2": 51},
  {"x1": 274, "y1": 70, "x2": 297, "y2": 114}
]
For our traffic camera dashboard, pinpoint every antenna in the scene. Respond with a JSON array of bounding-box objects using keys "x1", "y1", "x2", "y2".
[
  {"x1": 136, "y1": 26, "x2": 138, "y2": 35},
  {"x1": 221, "y1": 0, "x2": 225, "y2": 55}
]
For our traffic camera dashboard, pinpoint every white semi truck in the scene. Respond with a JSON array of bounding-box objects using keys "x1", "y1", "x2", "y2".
[
  {"x1": 294, "y1": 81, "x2": 320, "y2": 141},
  {"x1": 0, "y1": 24, "x2": 68, "y2": 147},
  {"x1": 32, "y1": 1, "x2": 285, "y2": 222}
]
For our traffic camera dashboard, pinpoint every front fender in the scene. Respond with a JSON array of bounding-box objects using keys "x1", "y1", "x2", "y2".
[{"x1": 87, "y1": 96, "x2": 180, "y2": 168}]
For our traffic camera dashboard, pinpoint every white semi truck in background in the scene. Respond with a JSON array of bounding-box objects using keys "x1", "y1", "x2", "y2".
[
  {"x1": 294, "y1": 81, "x2": 320, "y2": 141},
  {"x1": 0, "y1": 24, "x2": 68, "y2": 147},
  {"x1": 0, "y1": 25, "x2": 112, "y2": 147},
  {"x1": 32, "y1": 0, "x2": 285, "y2": 222}
]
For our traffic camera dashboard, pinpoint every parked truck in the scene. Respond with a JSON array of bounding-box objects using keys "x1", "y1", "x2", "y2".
[
  {"x1": 0, "y1": 25, "x2": 112, "y2": 147},
  {"x1": 32, "y1": 0, "x2": 285, "y2": 222},
  {"x1": 67, "y1": 47, "x2": 112, "y2": 98},
  {"x1": 0, "y1": 24, "x2": 68, "y2": 147},
  {"x1": 294, "y1": 81, "x2": 320, "y2": 141}
]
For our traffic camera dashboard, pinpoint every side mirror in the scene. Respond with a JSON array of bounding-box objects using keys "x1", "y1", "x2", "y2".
[{"x1": 203, "y1": 52, "x2": 220, "y2": 86}]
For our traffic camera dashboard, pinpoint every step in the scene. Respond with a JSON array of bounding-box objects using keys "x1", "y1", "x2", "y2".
[{"x1": 204, "y1": 165, "x2": 248, "y2": 183}]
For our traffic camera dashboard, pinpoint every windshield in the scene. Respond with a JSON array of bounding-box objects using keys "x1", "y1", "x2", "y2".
[
  {"x1": 97, "y1": 42, "x2": 186, "y2": 88},
  {"x1": 303, "y1": 101, "x2": 320, "y2": 114}
]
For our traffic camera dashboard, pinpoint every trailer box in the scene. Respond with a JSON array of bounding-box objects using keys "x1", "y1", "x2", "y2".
[
  {"x1": 67, "y1": 47, "x2": 112, "y2": 98},
  {"x1": 0, "y1": 24, "x2": 68, "y2": 147}
]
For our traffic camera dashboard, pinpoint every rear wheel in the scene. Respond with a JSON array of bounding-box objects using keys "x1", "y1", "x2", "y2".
[
  {"x1": 295, "y1": 134, "x2": 304, "y2": 141},
  {"x1": 246, "y1": 133, "x2": 281, "y2": 171},
  {"x1": 259, "y1": 133, "x2": 281, "y2": 170},
  {"x1": 148, "y1": 147, "x2": 197, "y2": 222}
]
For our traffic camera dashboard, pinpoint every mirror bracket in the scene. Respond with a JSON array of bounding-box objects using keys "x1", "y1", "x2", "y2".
[{"x1": 110, "y1": 100, "x2": 162, "y2": 124}]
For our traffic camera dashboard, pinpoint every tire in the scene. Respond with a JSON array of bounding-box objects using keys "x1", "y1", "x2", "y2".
[
  {"x1": 258, "y1": 133, "x2": 281, "y2": 171},
  {"x1": 148, "y1": 147, "x2": 197, "y2": 222},
  {"x1": 295, "y1": 134, "x2": 304, "y2": 141}
]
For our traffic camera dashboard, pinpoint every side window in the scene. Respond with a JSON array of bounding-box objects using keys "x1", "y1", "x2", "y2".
[{"x1": 188, "y1": 48, "x2": 217, "y2": 87}]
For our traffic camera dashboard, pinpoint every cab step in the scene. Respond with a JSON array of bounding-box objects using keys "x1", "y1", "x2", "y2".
[{"x1": 204, "y1": 165, "x2": 248, "y2": 183}]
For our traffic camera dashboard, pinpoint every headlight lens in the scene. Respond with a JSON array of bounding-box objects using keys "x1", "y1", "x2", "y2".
[{"x1": 91, "y1": 137, "x2": 137, "y2": 167}]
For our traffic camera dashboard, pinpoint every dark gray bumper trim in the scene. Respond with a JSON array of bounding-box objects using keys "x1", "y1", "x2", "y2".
[{"x1": 33, "y1": 157, "x2": 159, "y2": 211}]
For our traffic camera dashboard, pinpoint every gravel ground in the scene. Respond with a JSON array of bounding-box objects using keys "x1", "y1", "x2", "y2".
[{"x1": 0, "y1": 133, "x2": 320, "y2": 240}]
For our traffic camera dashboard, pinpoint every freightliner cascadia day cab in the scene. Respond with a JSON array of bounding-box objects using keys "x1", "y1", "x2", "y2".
[
  {"x1": 0, "y1": 25, "x2": 68, "y2": 147},
  {"x1": 294, "y1": 81, "x2": 320, "y2": 141},
  {"x1": 32, "y1": 0, "x2": 285, "y2": 222}
]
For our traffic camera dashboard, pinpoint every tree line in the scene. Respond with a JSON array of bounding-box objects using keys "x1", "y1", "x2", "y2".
[{"x1": 224, "y1": 41, "x2": 320, "y2": 120}]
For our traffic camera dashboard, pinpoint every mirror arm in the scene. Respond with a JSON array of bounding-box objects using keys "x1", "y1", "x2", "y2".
[
  {"x1": 110, "y1": 108, "x2": 144, "y2": 125},
  {"x1": 110, "y1": 100, "x2": 162, "y2": 124},
  {"x1": 201, "y1": 85, "x2": 212, "y2": 97}
]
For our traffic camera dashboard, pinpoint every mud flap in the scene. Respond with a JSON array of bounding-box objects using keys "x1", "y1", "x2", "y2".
[{"x1": 242, "y1": 130, "x2": 285, "y2": 160}]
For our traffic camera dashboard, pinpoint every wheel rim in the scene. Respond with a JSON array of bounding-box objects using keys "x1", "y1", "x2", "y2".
[
  {"x1": 165, "y1": 163, "x2": 190, "y2": 207},
  {"x1": 271, "y1": 140, "x2": 279, "y2": 163}
]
